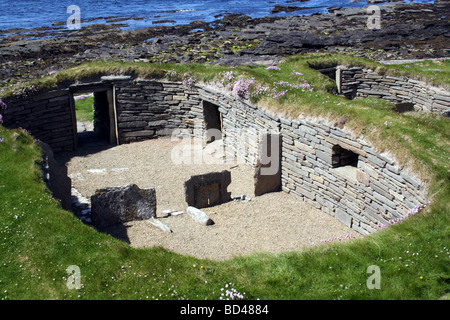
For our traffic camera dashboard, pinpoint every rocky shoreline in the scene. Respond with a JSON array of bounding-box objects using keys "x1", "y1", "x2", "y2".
[{"x1": 0, "y1": 1, "x2": 449, "y2": 86}]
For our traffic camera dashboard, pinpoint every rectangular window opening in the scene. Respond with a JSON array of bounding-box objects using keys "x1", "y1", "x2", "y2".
[
  {"x1": 330, "y1": 144, "x2": 360, "y2": 182},
  {"x1": 332, "y1": 145, "x2": 359, "y2": 168}
]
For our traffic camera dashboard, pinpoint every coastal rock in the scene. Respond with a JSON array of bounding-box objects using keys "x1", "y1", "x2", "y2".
[
  {"x1": 270, "y1": 4, "x2": 325, "y2": 14},
  {"x1": 0, "y1": 1, "x2": 449, "y2": 85}
]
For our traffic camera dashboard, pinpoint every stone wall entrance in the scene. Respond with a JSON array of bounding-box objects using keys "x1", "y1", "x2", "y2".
[
  {"x1": 69, "y1": 82, "x2": 117, "y2": 148},
  {"x1": 203, "y1": 100, "x2": 223, "y2": 143}
]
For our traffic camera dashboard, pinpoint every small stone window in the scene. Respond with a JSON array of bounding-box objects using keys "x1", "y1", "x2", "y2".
[
  {"x1": 395, "y1": 102, "x2": 415, "y2": 113},
  {"x1": 330, "y1": 145, "x2": 359, "y2": 182},
  {"x1": 332, "y1": 145, "x2": 359, "y2": 168}
]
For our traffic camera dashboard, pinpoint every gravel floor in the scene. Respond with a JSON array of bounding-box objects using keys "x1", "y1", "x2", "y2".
[{"x1": 60, "y1": 137, "x2": 359, "y2": 261}]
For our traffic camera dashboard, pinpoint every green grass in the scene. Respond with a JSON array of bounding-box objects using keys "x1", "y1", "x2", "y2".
[
  {"x1": 1, "y1": 53, "x2": 448, "y2": 100},
  {"x1": 0, "y1": 53, "x2": 449, "y2": 300},
  {"x1": 74, "y1": 95, "x2": 94, "y2": 122},
  {"x1": 384, "y1": 59, "x2": 450, "y2": 89}
]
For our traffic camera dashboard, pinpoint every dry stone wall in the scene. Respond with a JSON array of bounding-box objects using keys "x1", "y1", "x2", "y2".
[
  {"x1": 194, "y1": 85, "x2": 428, "y2": 235},
  {"x1": 1, "y1": 76, "x2": 430, "y2": 235},
  {"x1": 338, "y1": 66, "x2": 450, "y2": 115},
  {"x1": 1, "y1": 89, "x2": 74, "y2": 152},
  {"x1": 197, "y1": 85, "x2": 280, "y2": 167},
  {"x1": 114, "y1": 79, "x2": 202, "y2": 143},
  {"x1": 279, "y1": 117, "x2": 426, "y2": 235}
]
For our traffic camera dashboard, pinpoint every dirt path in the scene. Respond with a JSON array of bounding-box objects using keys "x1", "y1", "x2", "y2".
[{"x1": 61, "y1": 138, "x2": 359, "y2": 261}]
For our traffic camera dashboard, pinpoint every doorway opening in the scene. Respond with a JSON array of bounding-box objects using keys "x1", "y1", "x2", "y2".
[
  {"x1": 74, "y1": 92, "x2": 95, "y2": 138},
  {"x1": 203, "y1": 100, "x2": 223, "y2": 144},
  {"x1": 71, "y1": 86, "x2": 117, "y2": 149},
  {"x1": 395, "y1": 102, "x2": 415, "y2": 113}
]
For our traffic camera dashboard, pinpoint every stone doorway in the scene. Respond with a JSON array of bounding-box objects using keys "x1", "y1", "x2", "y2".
[
  {"x1": 70, "y1": 83, "x2": 118, "y2": 149},
  {"x1": 203, "y1": 100, "x2": 223, "y2": 143}
]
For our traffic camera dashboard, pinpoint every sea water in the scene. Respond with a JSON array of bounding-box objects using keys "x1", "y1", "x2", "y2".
[{"x1": 0, "y1": 0, "x2": 435, "y2": 31}]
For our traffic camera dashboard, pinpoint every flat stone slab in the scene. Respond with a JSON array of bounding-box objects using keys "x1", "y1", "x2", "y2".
[
  {"x1": 254, "y1": 132, "x2": 281, "y2": 196},
  {"x1": 101, "y1": 76, "x2": 132, "y2": 81},
  {"x1": 162, "y1": 209, "x2": 185, "y2": 216},
  {"x1": 148, "y1": 218, "x2": 172, "y2": 233}
]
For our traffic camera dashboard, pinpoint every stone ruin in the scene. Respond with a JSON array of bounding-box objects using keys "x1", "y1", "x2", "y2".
[
  {"x1": 88, "y1": 170, "x2": 235, "y2": 231},
  {"x1": 3, "y1": 70, "x2": 442, "y2": 235}
]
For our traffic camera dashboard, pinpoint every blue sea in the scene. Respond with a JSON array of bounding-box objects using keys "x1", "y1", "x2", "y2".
[{"x1": 0, "y1": 0, "x2": 435, "y2": 31}]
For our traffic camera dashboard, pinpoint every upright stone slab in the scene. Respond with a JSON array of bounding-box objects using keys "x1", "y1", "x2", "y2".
[
  {"x1": 91, "y1": 184, "x2": 156, "y2": 228},
  {"x1": 184, "y1": 171, "x2": 231, "y2": 208},
  {"x1": 38, "y1": 141, "x2": 72, "y2": 210},
  {"x1": 254, "y1": 132, "x2": 281, "y2": 196}
]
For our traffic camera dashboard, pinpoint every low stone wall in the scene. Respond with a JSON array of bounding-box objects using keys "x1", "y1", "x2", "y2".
[
  {"x1": 1, "y1": 77, "x2": 203, "y2": 149},
  {"x1": 193, "y1": 85, "x2": 428, "y2": 235},
  {"x1": 1, "y1": 89, "x2": 75, "y2": 152},
  {"x1": 1, "y1": 76, "x2": 430, "y2": 235},
  {"x1": 115, "y1": 79, "x2": 202, "y2": 144},
  {"x1": 279, "y1": 117, "x2": 426, "y2": 235},
  {"x1": 338, "y1": 66, "x2": 450, "y2": 114},
  {"x1": 197, "y1": 85, "x2": 280, "y2": 167}
]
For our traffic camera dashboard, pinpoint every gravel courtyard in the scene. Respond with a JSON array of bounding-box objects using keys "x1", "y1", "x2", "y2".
[{"x1": 61, "y1": 137, "x2": 359, "y2": 261}]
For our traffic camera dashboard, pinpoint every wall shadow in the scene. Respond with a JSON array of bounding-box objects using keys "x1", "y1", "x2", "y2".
[
  {"x1": 54, "y1": 134, "x2": 115, "y2": 165},
  {"x1": 95, "y1": 223, "x2": 131, "y2": 244}
]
